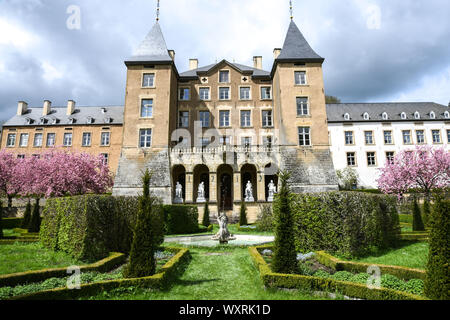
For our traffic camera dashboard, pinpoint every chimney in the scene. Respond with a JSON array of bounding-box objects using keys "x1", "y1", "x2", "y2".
[
  {"x1": 253, "y1": 56, "x2": 263, "y2": 70},
  {"x1": 67, "y1": 100, "x2": 76, "y2": 116},
  {"x1": 17, "y1": 101, "x2": 28, "y2": 116},
  {"x1": 43, "y1": 100, "x2": 52, "y2": 116},
  {"x1": 273, "y1": 48, "x2": 281, "y2": 60},
  {"x1": 168, "y1": 50, "x2": 175, "y2": 61},
  {"x1": 189, "y1": 59, "x2": 198, "y2": 70}
]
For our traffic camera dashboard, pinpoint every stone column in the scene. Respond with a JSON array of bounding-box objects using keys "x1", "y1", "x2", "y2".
[
  {"x1": 233, "y1": 172, "x2": 241, "y2": 202},
  {"x1": 185, "y1": 172, "x2": 194, "y2": 203},
  {"x1": 257, "y1": 171, "x2": 265, "y2": 202},
  {"x1": 209, "y1": 172, "x2": 217, "y2": 203}
]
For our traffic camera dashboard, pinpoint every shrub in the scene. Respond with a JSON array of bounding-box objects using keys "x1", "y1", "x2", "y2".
[
  {"x1": 292, "y1": 192, "x2": 401, "y2": 257},
  {"x1": 350, "y1": 273, "x2": 370, "y2": 284},
  {"x1": 256, "y1": 204, "x2": 273, "y2": 232},
  {"x1": 424, "y1": 194, "x2": 450, "y2": 300},
  {"x1": 297, "y1": 262, "x2": 315, "y2": 276},
  {"x1": 239, "y1": 201, "x2": 248, "y2": 226},
  {"x1": 202, "y1": 201, "x2": 210, "y2": 227},
  {"x1": 163, "y1": 205, "x2": 199, "y2": 235},
  {"x1": 405, "y1": 279, "x2": 424, "y2": 296},
  {"x1": 272, "y1": 171, "x2": 297, "y2": 274},
  {"x1": 331, "y1": 271, "x2": 354, "y2": 282},
  {"x1": 422, "y1": 199, "x2": 431, "y2": 227},
  {"x1": 21, "y1": 200, "x2": 31, "y2": 229},
  {"x1": 381, "y1": 274, "x2": 407, "y2": 292},
  {"x1": 0, "y1": 200, "x2": 3, "y2": 239},
  {"x1": 124, "y1": 170, "x2": 165, "y2": 278},
  {"x1": 314, "y1": 270, "x2": 330, "y2": 278},
  {"x1": 28, "y1": 198, "x2": 41, "y2": 233},
  {"x1": 412, "y1": 197, "x2": 425, "y2": 231}
]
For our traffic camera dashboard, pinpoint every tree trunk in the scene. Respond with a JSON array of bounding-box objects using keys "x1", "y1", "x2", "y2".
[{"x1": 7, "y1": 195, "x2": 12, "y2": 209}]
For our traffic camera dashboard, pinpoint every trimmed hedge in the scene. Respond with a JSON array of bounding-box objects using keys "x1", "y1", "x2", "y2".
[
  {"x1": 249, "y1": 246, "x2": 427, "y2": 300},
  {"x1": 0, "y1": 252, "x2": 126, "y2": 287},
  {"x1": 10, "y1": 247, "x2": 191, "y2": 300},
  {"x1": 291, "y1": 192, "x2": 401, "y2": 258},
  {"x1": 2, "y1": 218, "x2": 23, "y2": 229},
  {"x1": 163, "y1": 205, "x2": 199, "y2": 235}
]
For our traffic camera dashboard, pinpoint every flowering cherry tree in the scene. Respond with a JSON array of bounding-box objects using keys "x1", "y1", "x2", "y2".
[
  {"x1": 0, "y1": 150, "x2": 20, "y2": 207},
  {"x1": 377, "y1": 146, "x2": 450, "y2": 198}
]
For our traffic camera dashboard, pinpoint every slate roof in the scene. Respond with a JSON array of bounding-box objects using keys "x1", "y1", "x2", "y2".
[
  {"x1": 3, "y1": 106, "x2": 124, "y2": 127},
  {"x1": 125, "y1": 22, "x2": 173, "y2": 65},
  {"x1": 276, "y1": 20, "x2": 324, "y2": 62},
  {"x1": 326, "y1": 102, "x2": 450, "y2": 123},
  {"x1": 179, "y1": 59, "x2": 270, "y2": 79}
]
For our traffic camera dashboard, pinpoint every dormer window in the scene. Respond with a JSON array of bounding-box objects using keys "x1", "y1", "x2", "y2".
[
  {"x1": 363, "y1": 113, "x2": 369, "y2": 120},
  {"x1": 401, "y1": 112, "x2": 407, "y2": 120},
  {"x1": 444, "y1": 111, "x2": 450, "y2": 119},
  {"x1": 69, "y1": 118, "x2": 75, "y2": 124},
  {"x1": 430, "y1": 111, "x2": 436, "y2": 119},
  {"x1": 344, "y1": 113, "x2": 350, "y2": 121},
  {"x1": 414, "y1": 111, "x2": 420, "y2": 120},
  {"x1": 39, "y1": 118, "x2": 46, "y2": 125},
  {"x1": 104, "y1": 117, "x2": 112, "y2": 124},
  {"x1": 87, "y1": 117, "x2": 93, "y2": 124},
  {"x1": 25, "y1": 117, "x2": 32, "y2": 125},
  {"x1": 101, "y1": 108, "x2": 107, "y2": 114},
  {"x1": 52, "y1": 118, "x2": 58, "y2": 125},
  {"x1": 382, "y1": 112, "x2": 389, "y2": 120}
]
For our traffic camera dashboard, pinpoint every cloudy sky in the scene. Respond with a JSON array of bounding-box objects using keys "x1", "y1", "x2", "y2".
[{"x1": 0, "y1": 0, "x2": 449, "y2": 121}]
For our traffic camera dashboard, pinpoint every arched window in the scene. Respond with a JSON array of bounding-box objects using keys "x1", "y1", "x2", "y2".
[
  {"x1": 344, "y1": 113, "x2": 350, "y2": 121},
  {"x1": 414, "y1": 111, "x2": 420, "y2": 120},
  {"x1": 363, "y1": 112, "x2": 370, "y2": 120},
  {"x1": 444, "y1": 111, "x2": 450, "y2": 119},
  {"x1": 430, "y1": 111, "x2": 435, "y2": 119},
  {"x1": 382, "y1": 112, "x2": 389, "y2": 120},
  {"x1": 401, "y1": 112, "x2": 407, "y2": 120}
]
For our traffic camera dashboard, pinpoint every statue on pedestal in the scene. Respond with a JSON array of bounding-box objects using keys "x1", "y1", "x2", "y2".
[
  {"x1": 212, "y1": 211, "x2": 236, "y2": 244},
  {"x1": 244, "y1": 181, "x2": 255, "y2": 202},
  {"x1": 267, "y1": 180, "x2": 277, "y2": 202},
  {"x1": 197, "y1": 181, "x2": 206, "y2": 203},
  {"x1": 174, "y1": 182, "x2": 183, "y2": 204}
]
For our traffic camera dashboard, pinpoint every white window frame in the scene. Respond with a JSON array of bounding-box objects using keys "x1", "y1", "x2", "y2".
[
  {"x1": 199, "y1": 87, "x2": 210, "y2": 101},
  {"x1": 294, "y1": 71, "x2": 307, "y2": 85},
  {"x1": 142, "y1": 73, "x2": 155, "y2": 88},
  {"x1": 141, "y1": 99, "x2": 153, "y2": 118},
  {"x1": 7, "y1": 133, "x2": 16, "y2": 147},
  {"x1": 199, "y1": 111, "x2": 210, "y2": 128},
  {"x1": 432, "y1": 130, "x2": 441, "y2": 144},
  {"x1": 33, "y1": 133, "x2": 43, "y2": 147},
  {"x1": 239, "y1": 86, "x2": 251, "y2": 100},
  {"x1": 347, "y1": 152, "x2": 357, "y2": 167},
  {"x1": 262, "y1": 110, "x2": 273, "y2": 128},
  {"x1": 240, "y1": 110, "x2": 252, "y2": 128},
  {"x1": 219, "y1": 110, "x2": 230, "y2": 127},
  {"x1": 298, "y1": 127, "x2": 311, "y2": 146},
  {"x1": 296, "y1": 97, "x2": 309, "y2": 116},
  {"x1": 367, "y1": 152, "x2": 377, "y2": 167},
  {"x1": 260, "y1": 86, "x2": 272, "y2": 100},
  {"x1": 219, "y1": 87, "x2": 230, "y2": 100},
  {"x1": 219, "y1": 70, "x2": 230, "y2": 83},
  {"x1": 82, "y1": 132, "x2": 92, "y2": 147},
  {"x1": 101, "y1": 132, "x2": 111, "y2": 146},
  {"x1": 63, "y1": 133, "x2": 73, "y2": 147},
  {"x1": 178, "y1": 111, "x2": 189, "y2": 128},
  {"x1": 139, "y1": 129, "x2": 152, "y2": 148},
  {"x1": 383, "y1": 130, "x2": 393, "y2": 145},
  {"x1": 416, "y1": 130, "x2": 425, "y2": 144},
  {"x1": 402, "y1": 130, "x2": 412, "y2": 145},
  {"x1": 344, "y1": 131, "x2": 354, "y2": 145},
  {"x1": 179, "y1": 87, "x2": 190, "y2": 101},
  {"x1": 46, "y1": 133, "x2": 56, "y2": 147},
  {"x1": 19, "y1": 133, "x2": 29, "y2": 147}
]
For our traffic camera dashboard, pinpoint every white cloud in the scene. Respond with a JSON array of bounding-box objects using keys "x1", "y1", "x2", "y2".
[
  {"x1": 41, "y1": 61, "x2": 64, "y2": 82},
  {"x1": 0, "y1": 18, "x2": 39, "y2": 49}
]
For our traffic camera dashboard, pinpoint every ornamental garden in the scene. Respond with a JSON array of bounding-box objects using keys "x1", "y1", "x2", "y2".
[{"x1": 0, "y1": 146, "x2": 448, "y2": 301}]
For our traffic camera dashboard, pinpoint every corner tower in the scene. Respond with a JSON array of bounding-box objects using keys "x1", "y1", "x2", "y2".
[
  {"x1": 272, "y1": 20, "x2": 338, "y2": 192},
  {"x1": 113, "y1": 22, "x2": 178, "y2": 201}
]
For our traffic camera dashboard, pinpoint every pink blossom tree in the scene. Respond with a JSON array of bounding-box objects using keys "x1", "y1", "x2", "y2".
[
  {"x1": 377, "y1": 146, "x2": 450, "y2": 199},
  {"x1": 0, "y1": 150, "x2": 20, "y2": 208}
]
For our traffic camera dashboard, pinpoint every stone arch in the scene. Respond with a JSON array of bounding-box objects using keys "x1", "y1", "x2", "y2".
[
  {"x1": 193, "y1": 164, "x2": 210, "y2": 202},
  {"x1": 241, "y1": 163, "x2": 257, "y2": 202},
  {"x1": 264, "y1": 163, "x2": 279, "y2": 201},
  {"x1": 172, "y1": 165, "x2": 186, "y2": 201},
  {"x1": 217, "y1": 164, "x2": 234, "y2": 211}
]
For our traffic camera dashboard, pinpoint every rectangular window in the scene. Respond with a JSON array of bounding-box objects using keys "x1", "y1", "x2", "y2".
[
  {"x1": 33, "y1": 133, "x2": 43, "y2": 147},
  {"x1": 432, "y1": 130, "x2": 441, "y2": 144},
  {"x1": 220, "y1": 136, "x2": 231, "y2": 145},
  {"x1": 219, "y1": 70, "x2": 229, "y2": 83},
  {"x1": 142, "y1": 73, "x2": 155, "y2": 87},
  {"x1": 298, "y1": 127, "x2": 311, "y2": 146},
  {"x1": 46, "y1": 133, "x2": 56, "y2": 147},
  {"x1": 364, "y1": 131, "x2": 374, "y2": 145},
  {"x1": 384, "y1": 131, "x2": 393, "y2": 144},
  {"x1": 345, "y1": 131, "x2": 354, "y2": 145},
  {"x1": 19, "y1": 133, "x2": 29, "y2": 147},
  {"x1": 262, "y1": 136, "x2": 273, "y2": 148},
  {"x1": 82, "y1": 133, "x2": 92, "y2": 147},
  {"x1": 294, "y1": 71, "x2": 307, "y2": 85},
  {"x1": 296, "y1": 97, "x2": 309, "y2": 116},
  {"x1": 347, "y1": 152, "x2": 356, "y2": 166},
  {"x1": 367, "y1": 152, "x2": 377, "y2": 166},
  {"x1": 179, "y1": 88, "x2": 190, "y2": 101},
  {"x1": 262, "y1": 110, "x2": 273, "y2": 127},
  {"x1": 447, "y1": 130, "x2": 450, "y2": 143},
  {"x1": 402, "y1": 130, "x2": 412, "y2": 144},
  {"x1": 219, "y1": 87, "x2": 230, "y2": 100},
  {"x1": 386, "y1": 152, "x2": 395, "y2": 164},
  {"x1": 101, "y1": 153, "x2": 109, "y2": 165},
  {"x1": 219, "y1": 111, "x2": 230, "y2": 127},
  {"x1": 141, "y1": 99, "x2": 153, "y2": 118},
  {"x1": 261, "y1": 86, "x2": 272, "y2": 100},
  {"x1": 63, "y1": 133, "x2": 73, "y2": 146},
  {"x1": 7, "y1": 133, "x2": 16, "y2": 147},
  {"x1": 139, "y1": 129, "x2": 152, "y2": 148},
  {"x1": 178, "y1": 111, "x2": 189, "y2": 128},
  {"x1": 416, "y1": 130, "x2": 425, "y2": 144},
  {"x1": 17, "y1": 155, "x2": 25, "y2": 159},
  {"x1": 240, "y1": 87, "x2": 251, "y2": 100},
  {"x1": 199, "y1": 111, "x2": 210, "y2": 128},
  {"x1": 101, "y1": 132, "x2": 110, "y2": 146},
  {"x1": 241, "y1": 110, "x2": 251, "y2": 127},
  {"x1": 199, "y1": 87, "x2": 210, "y2": 100},
  {"x1": 242, "y1": 137, "x2": 252, "y2": 147}
]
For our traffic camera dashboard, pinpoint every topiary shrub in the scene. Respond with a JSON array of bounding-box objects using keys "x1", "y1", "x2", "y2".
[
  {"x1": 124, "y1": 170, "x2": 165, "y2": 278},
  {"x1": 272, "y1": 171, "x2": 297, "y2": 274},
  {"x1": 202, "y1": 201, "x2": 210, "y2": 227},
  {"x1": 412, "y1": 197, "x2": 425, "y2": 231},
  {"x1": 239, "y1": 201, "x2": 248, "y2": 226},
  {"x1": 424, "y1": 193, "x2": 450, "y2": 300},
  {"x1": 21, "y1": 200, "x2": 31, "y2": 229},
  {"x1": 422, "y1": 199, "x2": 431, "y2": 228},
  {"x1": 28, "y1": 198, "x2": 41, "y2": 233},
  {"x1": 163, "y1": 205, "x2": 199, "y2": 235},
  {"x1": 256, "y1": 204, "x2": 273, "y2": 232}
]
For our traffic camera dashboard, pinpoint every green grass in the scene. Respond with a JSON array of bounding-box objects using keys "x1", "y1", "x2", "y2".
[
  {"x1": 1, "y1": 229, "x2": 22, "y2": 238},
  {"x1": 84, "y1": 247, "x2": 331, "y2": 300},
  {"x1": 0, "y1": 243, "x2": 86, "y2": 275},
  {"x1": 166, "y1": 224, "x2": 274, "y2": 237},
  {"x1": 339, "y1": 241, "x2": 429, "y2": 270}
]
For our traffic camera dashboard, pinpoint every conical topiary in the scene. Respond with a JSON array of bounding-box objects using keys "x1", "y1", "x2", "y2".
[
  {"x1": 22, "y1": 200, "x2": 32, "y2": 229},
  {"x1": 272, "y1": 171, "x2": 297, "y2": 274},
  {"x1": 28, "y1": 198, "x2": 41, "y2": 233},
  {"x1": 422, "y1": 199, "x2": 431, "y2": 228},
  {"x1": 124, "y1": 169, "x2": 165, "y2": 278},
  {"x1": 412, "y1": 197, "x2": 425, "y2": 232},
  {"x1": 239, "y1": 201, "x2": 248, "y2": 226},
  {"x1": 202, "y1": 201, "x2": 210, "y2": 227}
]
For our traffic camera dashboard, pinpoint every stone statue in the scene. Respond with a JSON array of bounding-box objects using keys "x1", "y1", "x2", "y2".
[
  {"x1": 267, "y1": 180, "x2": 277, "y2": 202},
  {"x1": 197, "y1": 181, "x2": 206, "y2": 203},
  {"x1": 174, "y1": 182, "x2": 184, "y2": 204},
  {"x1": 244, "y1": 181, "x2": 254, "y2": 202},
  {"x1": 212, "y1": 212, "x2": 236, "y2": 244}
]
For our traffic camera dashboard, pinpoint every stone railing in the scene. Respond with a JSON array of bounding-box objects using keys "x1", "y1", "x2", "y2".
[{"x1": 170, "y1": 145, "x2": 280, "y2": 156}]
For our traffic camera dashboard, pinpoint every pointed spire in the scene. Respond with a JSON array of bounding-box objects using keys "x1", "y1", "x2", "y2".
[
  {"x1": 290, "y1": 0, "x2": 293, "y2": 20},
  {"x1": 276, "y1": 20, "x2": 324, "y2": 62},
  {"x1": 156, "y1": 0, "x2": 160, "y2": 21}
]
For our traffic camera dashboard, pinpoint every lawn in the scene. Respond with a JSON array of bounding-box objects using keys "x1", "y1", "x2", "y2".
[
  {"x1": 0, "y1": 243, "x2": 86, "y2": 275},
  {"x1": 339, "y1": 241, "x2": 429, "y2": 270},
  {"x1": 84, "y1": 247, "x2": 332, "y2": 300},
  {"x1": 166, "y1": 224, "x2": 274, "y2": 237}
]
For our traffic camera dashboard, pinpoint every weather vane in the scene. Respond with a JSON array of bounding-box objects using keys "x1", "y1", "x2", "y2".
[
  {"x1": 156, "y1": 0, "x2": 160, "y2": 21},
  {"x1": 290, "y1": 0, "x2": 294, "y2": 20}
]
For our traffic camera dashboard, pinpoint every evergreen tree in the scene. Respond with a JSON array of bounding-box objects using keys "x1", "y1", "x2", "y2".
[
  {"x1": 0, "y1": 200, "x2": 3, "y2": 239},
  {"x1": 124, "y1": 169, "x2": 164, "y2": 278},
  {"x1": 412, "y1": 197, "x2": 425, "y2": 231},
  {"x1": 28, "y1": 198, "x2": 41, "y2": 233},
  {"x1": 239, "y1": 201, "x2": 248, "y2": 226},
  {"x1": 424, "y1": 193, "x2": 449, "y2": 300},
  {"x1": 21, "y1": 200, "x2": 31, "y2": 229},
  {"x1": 272, "y1": 171, "x2": 297, "y2": 274},
  {"x1": 422, "y1": 198, "x2": 431, "y2": 228},
  {"x1": 202, "y1": 201, "x2": 210, "y2": 227}
]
